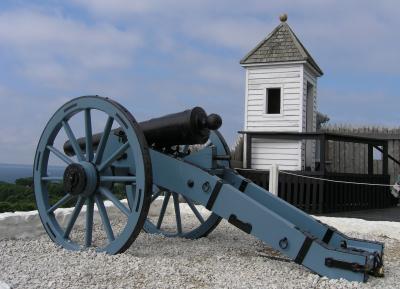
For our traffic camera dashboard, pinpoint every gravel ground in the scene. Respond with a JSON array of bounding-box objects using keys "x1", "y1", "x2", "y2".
[{"x1": 1, "y1": 205, "x2": 399, "y2": 289}]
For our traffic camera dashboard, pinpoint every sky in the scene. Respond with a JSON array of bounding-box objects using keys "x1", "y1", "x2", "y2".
[{"x1": 0, "y1": 0, "x2": 398, "y2": 164}]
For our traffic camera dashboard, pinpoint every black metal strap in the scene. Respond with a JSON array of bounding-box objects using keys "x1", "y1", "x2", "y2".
[
  {"x1": 325, "y1": 258, "x2": 366, "y2": 273},
  {"x1": 205, "y1": 180, "x2": 223, "y2": 210},
  {"x1": 228, "y1": 214, "x2": 252, "y2": 234},
  {"x1": 369, "y1": 252, "x2": 384, "y2": 277},
  {"x1": 322, "y1": 228, "x2": 334, "y2": 244},
  {"x1": 294, "y1": 236, "x2": 314, "y2": 264},
  {"x1": 238, "y1": 179, "x2": 250, "y2": 192}
]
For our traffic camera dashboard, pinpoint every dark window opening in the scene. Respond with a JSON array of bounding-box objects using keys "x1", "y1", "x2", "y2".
[{"x1": 266, "y1": 88, "x2": 281, "y2": 114}]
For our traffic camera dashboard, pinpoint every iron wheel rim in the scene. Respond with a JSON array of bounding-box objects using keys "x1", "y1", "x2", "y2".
[{"x1": 33, "y1": 96, "x2": 152, "y2": 254}]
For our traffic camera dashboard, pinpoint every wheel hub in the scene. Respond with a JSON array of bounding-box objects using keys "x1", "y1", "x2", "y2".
[{"x1": 63, "y1": 162, "x2": 98, "y2": 196}]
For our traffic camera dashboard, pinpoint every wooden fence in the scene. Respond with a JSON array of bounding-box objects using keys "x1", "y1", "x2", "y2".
[
  {"x1": 237, "y1": 169, "x2": 396, "y2": 214},
  {"x1": 321, "y1": 125, "x2": 400, "y2": 183}
]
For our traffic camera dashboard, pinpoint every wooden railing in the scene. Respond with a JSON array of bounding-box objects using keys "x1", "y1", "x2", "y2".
[{"x1": 237, "y1": 169, "x2": 396, "y2": 214}]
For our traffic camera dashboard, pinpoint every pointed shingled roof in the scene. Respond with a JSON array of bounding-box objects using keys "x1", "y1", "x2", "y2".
[{"x1": 240, "y1": 20, "x2": 323, "y2": 76}]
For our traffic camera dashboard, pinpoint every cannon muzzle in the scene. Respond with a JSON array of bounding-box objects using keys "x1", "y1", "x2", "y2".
[{"x1": 63, "y1": 107, "x2": 222, "y2": 156}]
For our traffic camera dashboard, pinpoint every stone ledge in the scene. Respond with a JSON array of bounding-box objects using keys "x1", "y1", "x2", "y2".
[{"x1": 0, "y1": 198, "x2": 165, "y2": 240}]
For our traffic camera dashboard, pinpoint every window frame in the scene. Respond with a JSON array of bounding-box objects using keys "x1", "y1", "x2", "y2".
[{"x1": 262, "y1": 84, "x2": 284, "y2": 117}]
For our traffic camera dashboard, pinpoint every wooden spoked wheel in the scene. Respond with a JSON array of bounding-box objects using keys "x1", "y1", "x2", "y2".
[
  {"x1": 33, "y1": 96, "x2": 152, "y2": 254},
  {"x1": 143, "y1": 131, "x2": 230, "y2": 239}
]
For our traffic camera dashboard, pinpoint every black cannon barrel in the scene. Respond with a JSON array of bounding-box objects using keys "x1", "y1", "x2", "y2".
[
  {"x1": 140, "y1": 107, "x2": 221, "y2": 147},
  {"x1": 63, "y1": 107, "x2": 222, "y2": 156}
]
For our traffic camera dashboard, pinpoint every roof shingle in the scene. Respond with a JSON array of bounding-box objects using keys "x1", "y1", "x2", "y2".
[{"x1": 240, "y1": 22, "x2": 323, "y2": 75}]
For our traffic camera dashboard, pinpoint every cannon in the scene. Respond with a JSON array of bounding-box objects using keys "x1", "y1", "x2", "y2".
[
  {"x1": 34, "y1": 96, "x2": 384, "y2": 282},
  {"x1": 63, "y1": 106, "x2": 223, "y2": 154}
]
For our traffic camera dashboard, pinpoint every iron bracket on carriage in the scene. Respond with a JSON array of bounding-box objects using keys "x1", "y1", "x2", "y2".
[{"x1": 34, "y1": 96, "x2": 385, "y2": 282}]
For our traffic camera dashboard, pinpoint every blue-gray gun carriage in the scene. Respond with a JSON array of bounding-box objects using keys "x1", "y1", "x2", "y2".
[{"x1": 34, "y1": 96, "x2": 384, "y2": 282}]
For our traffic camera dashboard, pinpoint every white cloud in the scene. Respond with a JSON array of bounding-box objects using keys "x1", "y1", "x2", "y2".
[
  {"x1": 0, "y1": 9, "x2": 142, "y2": 89},
  {"x1": 181, "y1": 18, "x2": 270, "y2": 51},
  {"x1": 70, "y1": 0, "x2": 220, "y2": 18},
  {"x1": 70, "y1": 0, "x2": 156, "y2": 16},
  {"x1": 318, "y1": 87, "x2": 399, "y2": 126},
  {"x1": 71, "y1": 0, "x2": 400, "y2": 74}
]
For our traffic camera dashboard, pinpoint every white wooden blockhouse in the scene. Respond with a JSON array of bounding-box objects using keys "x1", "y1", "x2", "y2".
[{"x1": 241, "y1": 15, "x2": 323, "y2": 171}]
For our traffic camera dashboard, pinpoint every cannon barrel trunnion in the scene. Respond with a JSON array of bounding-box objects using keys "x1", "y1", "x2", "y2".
[{"x1": 34, "y1": 96, "x2": 385, "y2": 282}]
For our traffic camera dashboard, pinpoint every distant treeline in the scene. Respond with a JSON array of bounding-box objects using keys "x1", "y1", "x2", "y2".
[
  {"x1": 0, "y1": 177, "x2": 70, "y2": 213},
  {"x1": 0, "y1": 177, "x2": 126, "y2": 213}
]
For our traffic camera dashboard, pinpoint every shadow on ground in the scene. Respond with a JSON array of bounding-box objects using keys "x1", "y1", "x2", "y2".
[{"x1": 320, "y1": 205, "x2": 400, "y2": 222}]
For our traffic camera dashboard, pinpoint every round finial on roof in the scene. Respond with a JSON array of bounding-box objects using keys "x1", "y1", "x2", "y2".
[{"x1": 279, "y1": 14, "x2": 288, "y2": 22}]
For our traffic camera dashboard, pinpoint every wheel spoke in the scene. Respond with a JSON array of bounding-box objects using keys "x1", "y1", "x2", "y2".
[
  {"x1": 62, "y1": 120, "x2": 84, "y2": 162},
  {"x1": 172, "y1": 193, "x2": 182, "y2": 234},
  {"x1": 84, "y1": 109, "x2": 94, "y2": 162},
  {"x1": 97, "y1": 142, "x2": 130, "y2": 172},
  {"x1": 47, "y1": 145, "x2": 74, "y2": 165},
  {"x1": 151, "y1": 191, "x2": 162, "y2": 203},
  {"x1": 63, "y1": 196, "x2": 85, "y2": 239},
  {"x1": 100, "y1": 176, "x2": 136, "y2": 183},
  {"x1": 156, "y1": 192, "x2": 171, "y2": 229},
  {"x1": 126, "y1": 184, "x2": 135, "y2": 210},
  {"x1": 47, "y1": 194, "x2": 74, "y2": 213},
  {"x1": 99, "y1": 187, "x2": 130, "y2": 216},
  {"x1": 182, "y1": 195, "x2": 205, "y2": 224},
  {"x1": 85, "y1": 197, "x2": 94, "y2": 247},
  {"x1": 41, "y1": 176, "x2": 63, "y2": 182},
  {"x1": 94, "y1": 195, "x2": 115, "y2": 242},
  {"x1": 93, "y1": 116, "x2": 114, "y2": 165}
]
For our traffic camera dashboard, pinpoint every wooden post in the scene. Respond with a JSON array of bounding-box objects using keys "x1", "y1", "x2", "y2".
[
  {"x1": 269, "y1": 164, "x2": 279, "y2": 195},
  {"x1": 368, "y1": 144, "x2": 373, "y2": 175},
  {"x1": 382, "y1": 142, "x2": 388, "y2": 175},
  {"x1": 246, "y1": 134, "x2": 252, "y2": 169}
]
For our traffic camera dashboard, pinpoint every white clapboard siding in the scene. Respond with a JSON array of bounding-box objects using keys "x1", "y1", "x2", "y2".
[
  {"x1": 252, "y1": 142, "x2": 300, "y2": 147},
  {"x1": 247, "y1": 66, "x2": 301, "y2": 74},
  {"x1": 252, "y1": 154, "x2": 300, "y2": 160},
  {"x1": 244, "y1": 64, "x2": 319, "y2": 170},
  {"x1": 245, "y1": 65, "x2": 302, "y2": 170},
  {"x1": 252, "y1": 164, "x2": 300, "y2": 170},
  {"x1": 247, "y1": 122, "x2": 299, "y2": 128},
  {"x1": 247, "y1": 115, "x2": 300, "y2": 122},
  {"x1": 248, "y1": 79, "x2": 301, "y2": 86},
  {"x1": 250, "y1": 139, "x2": 302, "y2": 170},
  {"x1": 247, "y1": 98, "x2": 301, "y2": 106}
]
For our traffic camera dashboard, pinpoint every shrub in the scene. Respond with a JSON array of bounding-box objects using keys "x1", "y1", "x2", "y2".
[
  {"x1": 0, "y1": 202, "x2": 13, "y2": 212},
  {"x1": 0, "y1": 177, "x2": 129, "y2": 213},
  {"x1": 0, "y1": 178, "x2": 36, "y2": 213},
  {"x1": 15, "y1": 177, "x2": 33, "y2": 187}
]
